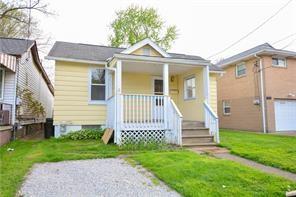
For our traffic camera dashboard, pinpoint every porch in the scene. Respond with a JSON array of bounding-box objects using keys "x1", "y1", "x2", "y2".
[{"x1": 105, "y1": 53, "x2": 219, "y2": 145}]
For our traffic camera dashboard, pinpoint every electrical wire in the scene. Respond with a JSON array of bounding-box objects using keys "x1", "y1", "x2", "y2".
[
  {"x1": 207, "y1": 0, "x2": 294, "y2": 59},
  {"x1": 272, "y1": 32, "x2": 296, "y2": 45}
]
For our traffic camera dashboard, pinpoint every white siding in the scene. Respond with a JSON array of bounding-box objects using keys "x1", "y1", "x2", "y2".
[
  {"x1": 17, "y1": 51, "x2": 53, "y2": 120},
  {"x1": 3, "y1": 69, "x2": 15, "y2": 105}
]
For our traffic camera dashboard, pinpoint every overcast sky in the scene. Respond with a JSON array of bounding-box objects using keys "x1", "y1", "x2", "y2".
[{"x1": 36, "y1": 0, "x2": 296, "y2": 80}]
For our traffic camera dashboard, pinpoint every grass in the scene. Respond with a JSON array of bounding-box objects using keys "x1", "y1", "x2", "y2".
[
  {"x1": 220, "y1": 129, "x2": 296, "y2": 173},
  {"x1": 132, "y1": 151, "x2": 296, "y2": 197},
  {"x1": 1, "y1": 138, "x2": 295, "y2": 197}
]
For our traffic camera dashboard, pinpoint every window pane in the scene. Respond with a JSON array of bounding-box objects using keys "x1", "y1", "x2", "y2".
[
  {"x1": 237, "y1": 64, "x2": 246, "y2": 76},
  {"x1": 185, "y1": 77, "x2": 196, "y2": 99},
  {"x1": 278, "y1": 59, "x2": 285, "y2": 66},
  {"x1": 224, "y1": 107, "x2": 230, "y2": 114},
  {"x1": 91, "y1": 85, "x2": 105, "y2": 100},
  {"x1": 91, "y1": 69, "x2": 105, "y2": 84},
  {"x1": 154, "y1": 79, "x2": 163, "y2": 94},
  {"x1": 272, "y1": 58, "x2": 278, "y2": 65}
]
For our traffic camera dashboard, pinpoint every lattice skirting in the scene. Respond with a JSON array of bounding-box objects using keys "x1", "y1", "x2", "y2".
[{"x1": 120, "y1": 130, "x2": 165, "y2": 144}]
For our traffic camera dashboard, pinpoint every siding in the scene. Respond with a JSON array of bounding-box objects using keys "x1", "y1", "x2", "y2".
[
  {"x1": 17, "y1": 51, "x2": 53, "y2": 119},
  {"x1": 54, "y1": 61, "x2": 106, "y2": 125},
  {"x1": 131, "y1": 45, "x2": 162, "y2": 56},
  {"x1": 176, "y1": 67, "x2": 205, "y2": 121},
  {"x1": 210, "y1": 74, "x2": 218, "y2": 114},
  {"x1": 2, "y1": 69, "x2": 16, "y2": 124},
  {"x1": 3, "y1": 69, "x2": 15, "y2": 105}
]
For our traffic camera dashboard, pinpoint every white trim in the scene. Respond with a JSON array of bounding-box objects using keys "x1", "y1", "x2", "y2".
[
  {"x1": 112, "y1": 53, "x2": 210, "y2": 66},
  {"x1": 121, "y1": 38, "x2": 171, "y2": 58},
  {"x1": 0, "y1": 68, "x2": 4, "y2": 100},
  {"x1": 183, "y1": 75, "x2": 196, "y2": 100},
  {"x1": 235, "y1": 62, "x2": 246, "y2": 77},
  {"x1": 45, "y1": 56, "x2": 106, "y2": 65},
  {"x1": 257, "y1": 56, "x2": 267, "y2": 133},
  {"x1": 163, "y1": 63, "x2": 169, "y2": 96},
  {"x1": 88, "y1": 67, "x2": 107, "y2": 105}
]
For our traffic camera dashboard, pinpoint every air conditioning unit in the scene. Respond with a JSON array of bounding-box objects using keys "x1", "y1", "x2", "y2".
[{"x1": 0, "y1": 110, "x2": 10, "y2": 125}]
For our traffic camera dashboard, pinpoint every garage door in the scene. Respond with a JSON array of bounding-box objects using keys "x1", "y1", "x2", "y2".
[{"x1": 274, "y1": 100, "x2": 296, "y2": 131}]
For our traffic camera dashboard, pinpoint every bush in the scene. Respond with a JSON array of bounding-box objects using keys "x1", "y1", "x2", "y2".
[{"x1": 60, "y1": 129, "x2": 104, "y2": 140}]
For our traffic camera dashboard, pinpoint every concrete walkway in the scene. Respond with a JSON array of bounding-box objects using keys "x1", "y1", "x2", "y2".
[{"x1": 190, "y1": 147, "x2": 296, "y2": 182}]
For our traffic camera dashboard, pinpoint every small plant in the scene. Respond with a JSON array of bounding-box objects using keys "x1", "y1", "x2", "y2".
[{"x1": 60, "y1": 129, "x2": 105, "y2": 140}]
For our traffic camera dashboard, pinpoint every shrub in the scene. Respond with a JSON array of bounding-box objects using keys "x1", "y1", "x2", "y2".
[{"x1": 60, "y1": 129, "x2": 104, "y2": 140}]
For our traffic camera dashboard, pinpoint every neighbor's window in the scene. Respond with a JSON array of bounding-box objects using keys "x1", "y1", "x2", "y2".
[
  {"x1": 0, "y1": 69, "x2": 4, "y2": 100},
  {"x1": 272, "y1": 57, "x2": 286, "y2": 68},
  {"x1": 90, "y1": 68, "x2": 105, "y2": 101},
  {"x1": 184, "y1": 76, "x2": 196, "y2": 100},
  {"x1": 223, "y1": 100, "x2": 231, "y2": 115},
  {"x1": 236, "y1": 62, "x2": 246, "y2": 77}
]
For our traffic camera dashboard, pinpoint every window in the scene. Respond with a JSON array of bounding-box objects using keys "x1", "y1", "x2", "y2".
[
  {"x1": 0, "y1": 69, "x2": 4, "y2": 100},
  {"x1": 143, "y1": 47, "x2": 151, "y2": 56},
  {"x1": 184, "y1": 76, "x2": 196, "y2": 100},
  {"x1": 272, "y1": 57, "x2": 286, "y2": 67},
  {"x1": 236, "y1": 62, "x2": 246, "y2": 77},
  {"x1": 223, "y1": 100, "x2": 231, "y2": 115},
  {"x1": 90, "y1": 68, "x2": 106, "y2": 102}
]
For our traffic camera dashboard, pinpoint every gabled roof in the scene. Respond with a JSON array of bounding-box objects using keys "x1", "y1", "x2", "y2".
[
  {"x1": 121, "y1": 38, "x2": 170, "y2": 57},
  {"x1": 0, "y1": 37, "x2": 54, "y2": 95},
  {"x1": 46, "y1": 41, "x2": 222, "y2": 71},
  {"x1": 216, "y1": 43, "x2": 296, "y2": 68},
  {"x1": 0, "y1": 37, "x2": 35, "y2": 56}
]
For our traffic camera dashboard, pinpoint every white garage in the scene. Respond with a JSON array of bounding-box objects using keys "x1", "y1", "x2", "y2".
[{"x1": 274, "y1": 100, "x2": 296, "y2": 131}]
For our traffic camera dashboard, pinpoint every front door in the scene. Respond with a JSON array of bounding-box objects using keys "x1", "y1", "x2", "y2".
[{"x1": 153, "y1": 78, "x2": 164, "y2": 121}]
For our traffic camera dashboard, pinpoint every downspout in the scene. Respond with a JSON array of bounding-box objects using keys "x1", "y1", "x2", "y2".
[{"x1": 254, "y1": 54, "x2": 267, "y2": 133}]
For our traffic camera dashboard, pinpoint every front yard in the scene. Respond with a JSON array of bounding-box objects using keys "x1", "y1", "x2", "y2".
[
  {"x1": 1, "y1": 138, "x2": 295, "y2": 196},
  {"x1": 220, "y1": 129, "x2": 296, "y2": 173}
]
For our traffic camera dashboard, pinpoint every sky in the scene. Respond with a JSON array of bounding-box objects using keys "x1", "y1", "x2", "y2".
[{"x1": 35, "y1": 0, "x2": 296, "y2": 82}]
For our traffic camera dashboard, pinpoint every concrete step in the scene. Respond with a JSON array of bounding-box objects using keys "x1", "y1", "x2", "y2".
[
  {"x1": 182, "y1": 142, "x2": 217, "y2": 147},
  {"x1": 182, "y1": 135, "x2": 214, "y2": 144},
  {"x1": 182, "y1": 121, "x2": 204, "y2": 128},
  {"x1": 182, "y1": 128, "x2": 209, "y2": 136}
]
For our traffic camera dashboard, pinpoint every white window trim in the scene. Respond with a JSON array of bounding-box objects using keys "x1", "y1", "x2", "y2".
[
  {"x1": 184, "y1": 75, "x2": 196, "y2": 101},
  {"x1": 235, "y1": 62, "x2": 246, "y2": 78},
  {"x1": 272, "y1": 56, "x2": 287, "y2": 68},
  {"x1": 88, "y1": 67, "x2": 107, "y2": 105},
  {"x1": 0, "y1": 68, "x2": 4, "y2": 100},
  {"x1": 223, "y1": 100, "x2": 231, "y2": 115},
  {"x1": 143, "y1": 47, "x2": 151, "y2": 56}
]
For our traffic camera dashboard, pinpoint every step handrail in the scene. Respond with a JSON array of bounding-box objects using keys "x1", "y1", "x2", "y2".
[{"x1": 203, "y1": 101, "x2": 220, "y2": 143}]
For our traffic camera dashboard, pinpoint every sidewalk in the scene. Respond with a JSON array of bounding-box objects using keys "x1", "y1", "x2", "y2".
[{"x1": 190, "y1": 146, "x2": 296, "y2": 182}]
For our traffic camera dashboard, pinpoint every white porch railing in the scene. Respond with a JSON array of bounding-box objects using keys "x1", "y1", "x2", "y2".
[
  {"x1": 121, "y1": 94, "x2": 166, "y2": 130},
  {"x1": 167, "y1": 98, "x2": 183, "y2": 145},
  {"x1": 107, "y1": 93, "x2": 182, "y2": 145},
  {"x1": 203, "y1": 101, "x2": 220, "y2": 143}
]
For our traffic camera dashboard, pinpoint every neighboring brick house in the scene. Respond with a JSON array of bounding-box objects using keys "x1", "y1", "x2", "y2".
[{"x1": 216, "y1": 43, "x2": 296, "y2": 132}]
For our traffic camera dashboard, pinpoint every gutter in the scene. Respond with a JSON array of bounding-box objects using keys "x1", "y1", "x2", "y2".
[{"x1": 254, "y1": 54, "x2": 267, "y2": 133}]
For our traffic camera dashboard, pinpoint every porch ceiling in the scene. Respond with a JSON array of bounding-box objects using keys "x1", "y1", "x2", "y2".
[{"x1": 122, "y1": 61, "x2": 202, "y2": 75}]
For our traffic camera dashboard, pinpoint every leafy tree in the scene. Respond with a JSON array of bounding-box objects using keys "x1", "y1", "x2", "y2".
[
  {"x1": 109, "y1": 5, "x2": 177, "y2": 50},
  {"x1": 0, "y1": 0, "x2": 52, "y2": 50}
]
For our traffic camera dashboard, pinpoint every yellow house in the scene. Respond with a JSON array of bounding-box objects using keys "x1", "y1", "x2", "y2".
[{"x1": 47, "y1": 38, "x2": 223, "y2": 146}]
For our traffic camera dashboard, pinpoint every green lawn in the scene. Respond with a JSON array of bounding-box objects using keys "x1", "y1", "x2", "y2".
[
  {"x1": 1, "y1": 138, "x2": 295, "y2": 197},
  {"x1": 220, "y1": 129, "x2": 296, "y2": 173},
  {"x1": 133, "y1": 151, "x2": 296, "y2": 197}
]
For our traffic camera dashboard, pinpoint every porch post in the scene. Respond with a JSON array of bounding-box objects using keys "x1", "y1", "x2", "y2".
[
  {"x1": 115, "y1": 60, "x2": 122, "y2": 144},
  {"x1": 163, "y1": 63, "x2": 169, "y2": 133},
  {"x1": 163, "y1": 63, "x2": 169, "y2": 96},
  {"x1": 203, "y1": 65, "x2": 210, "y2": 128}
]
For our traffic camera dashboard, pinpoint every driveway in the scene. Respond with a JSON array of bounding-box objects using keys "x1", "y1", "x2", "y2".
[{"x1": 19, "y1": 158, "x2": 179, "y2": 197}]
